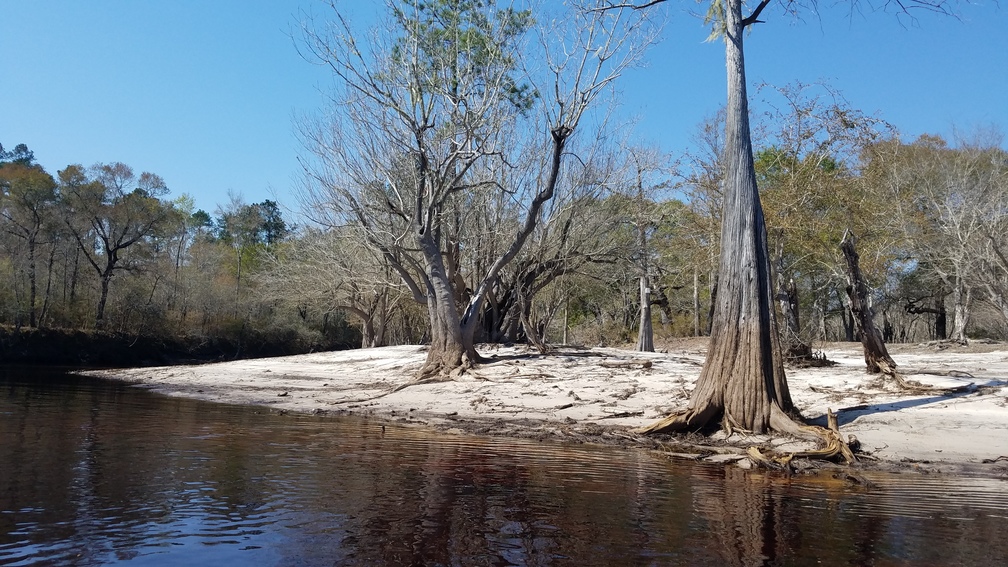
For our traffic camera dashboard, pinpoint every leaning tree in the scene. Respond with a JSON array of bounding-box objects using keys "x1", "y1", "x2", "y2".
[{"x1": 298, "y1": 0, "x2": 658, "y2": 377}]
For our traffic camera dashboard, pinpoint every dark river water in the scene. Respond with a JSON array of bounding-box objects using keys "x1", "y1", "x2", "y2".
[{"x1": 2, "y1": 367, "x2": 1008, "y2": 566}]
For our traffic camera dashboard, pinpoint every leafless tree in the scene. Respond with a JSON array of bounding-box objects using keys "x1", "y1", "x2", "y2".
[
  {"x1": 297, "y1": 0, "x2": 658, "y2": 377},
  {"x1": 258, "y1": 227, "x2": 407, "y2": 348}
]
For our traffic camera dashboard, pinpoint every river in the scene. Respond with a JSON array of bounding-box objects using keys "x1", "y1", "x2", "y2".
[{"x1": 2, "y1": 367, "x2": 1007, "y2": 566}]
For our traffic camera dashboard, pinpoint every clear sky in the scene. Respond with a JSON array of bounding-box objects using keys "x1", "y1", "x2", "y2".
[{"x1": 3, "y1": 1, "x2": 1005, "y2": 216}]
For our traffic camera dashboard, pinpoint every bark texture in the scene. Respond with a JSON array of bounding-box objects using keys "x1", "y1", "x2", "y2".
[
  {"x1": 641, "y1": 0, "x2": 799, "y2": 436},
  {"x1": 636, "y1": 276, "x2": 654, "y2": 351}
]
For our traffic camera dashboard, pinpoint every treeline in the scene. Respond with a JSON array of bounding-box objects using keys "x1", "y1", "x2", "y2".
[
  {"x1": 4, "y1": 91, "x2": 1006, "y2": 359},
  {"x1": 283, "y1": 81, "x2": 1008, "y2": 352},
  {"x1": 0, "y1": 143, "x2": 358, "y2": 362}
]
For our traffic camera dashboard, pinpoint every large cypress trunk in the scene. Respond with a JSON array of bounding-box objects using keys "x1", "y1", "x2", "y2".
[{"x1": 641, "y1": 0, "x2": 797, "y2": 435}]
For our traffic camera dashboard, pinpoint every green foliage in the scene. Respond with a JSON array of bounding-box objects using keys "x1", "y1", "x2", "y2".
[
  {"x1": 214, "y1": 200, "x2": 290, "y2": 247},
  {"x1": 390, "y1": 0, "x2": 536, "y2": 111},
  {"x1": 702, "y1": 0, "x2": 727, "y2": 42},
  {"x1": 0, "y1": 142, "x2": 36, "y2": 168}
]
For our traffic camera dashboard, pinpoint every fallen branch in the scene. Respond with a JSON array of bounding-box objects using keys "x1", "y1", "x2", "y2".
[
  {"x1": 599, "y1": 359, "x2": 653, "y2": 370},
  {"x1": 599, "y1": 410, "x2": 645, "y2": 419}
]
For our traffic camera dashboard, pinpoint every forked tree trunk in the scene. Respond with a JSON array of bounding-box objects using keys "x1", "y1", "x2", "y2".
[
  {"x1": 419, "y1": 232, "x2": 473, "y2": 377},
  {"x1": 641, "y1": 0, "x2": 800, "y2": 436},
  {"x1": 779, "y1": 277, "x2": 812, "y2": 359},
  {"x1": 840, "y1": 232, "x2": 897, "y2": 375}
]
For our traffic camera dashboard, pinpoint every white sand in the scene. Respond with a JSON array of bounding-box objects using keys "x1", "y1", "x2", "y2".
[{"x1": 87, "y1": 340, "x2": 1008, "y2": 474}]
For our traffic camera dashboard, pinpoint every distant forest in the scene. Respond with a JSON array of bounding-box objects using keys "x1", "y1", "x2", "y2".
[
  {"x1": 4, "y1": 99, "x2": 1007, "y2": 363},
  {"x1": 0, "y1": 142, "x2": 360, "y2": 363}
]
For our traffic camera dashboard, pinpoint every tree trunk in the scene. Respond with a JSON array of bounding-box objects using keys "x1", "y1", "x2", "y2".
[
  {"x1": 775, "y1": 250, "x2": 811, "y2": 360},
  {"x1": 69, "y1": 245, "x2": 80, "y2": 302},
  {"x1": 693, "y1": 269, "x2": 700, "y2": 337},
  {"x1": 705, "y1": 274, "x2": 717, "y2": 336},
  {"x1": 641, "y1": 0, "x2": 799, "y2": 436},
  {"x1": 950, "y1": 276, "x2": 970, "y2": 344},
  {"x1": 838, "y1": 288, "x2": 855, "y2": 342},
  {"x1": 840, "y1": 232, "x2": 897, "y2": 374},
  {"x1": 418, "y1": 231, "x2": 472, "y2": 377},
  {"x1": 360, "y1": 316, "x2": 377, "y2": 349},
  {"x1": 27, "y1": 237, "x2": 38, "y2": 327},
  {"x1": 779, "y1": 277, "x2": 812, "y2": 359},
  {"x1": 40, "y1": 243, "x2": 57, "y2": 327},
  {"x1": 636, "y1": 276, "x2": 654, "y2": 352},
  {"x1": 934, "y1": 296, "x2": 948, "y2": 340},
  {"x1": 96, "y1": 273, "x2": 112, "y2": 330}
]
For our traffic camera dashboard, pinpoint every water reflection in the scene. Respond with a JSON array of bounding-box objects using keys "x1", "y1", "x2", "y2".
[{"x1": 2, "y1": 368, "x2": 1007, "y2": 566}]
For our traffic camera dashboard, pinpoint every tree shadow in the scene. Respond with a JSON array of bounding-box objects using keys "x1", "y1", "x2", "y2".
[{"x1": 806, "y1": 378, "x2": 1008, "y2": 428}]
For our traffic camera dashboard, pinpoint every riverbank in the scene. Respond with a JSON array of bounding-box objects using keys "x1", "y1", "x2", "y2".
[
  {"x1": 0, "y1": 325, "x2": 355, "y2": 367},
  {"x1": 86, "y1": 339, "x2": 1008, "y2": 477}
]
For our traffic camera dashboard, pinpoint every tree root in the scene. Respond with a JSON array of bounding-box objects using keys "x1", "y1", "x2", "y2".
[
  {"x1": 639, "y1": 404, "x2": 858, "y2": 469},
  {"x1": 877, "y1": 360, "x2": 974, "y2": 395},
  {"x1": 635, "y1": 403, "x2": 720, "y2": 435},
  {"x1": 391, "y1": 375, "x2": 454, "y2": 393},
  {"x1": 753, "y1": 407, "x2": 858, "y2": 467}
]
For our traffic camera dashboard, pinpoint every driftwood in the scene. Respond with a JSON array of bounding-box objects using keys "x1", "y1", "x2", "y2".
[{"x1": 599, "y1": 359, "x2": 653, "y2": 370}]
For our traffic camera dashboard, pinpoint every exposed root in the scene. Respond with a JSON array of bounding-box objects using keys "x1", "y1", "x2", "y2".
[
  {"x1": 417, "y1": 351, "x2": 476, "y2": 381},
  {"x1": 891, "y1": 371, "x2": 973, "y2": 394},
  {"x1": 391, "y1": 375, "x2": 454, "y2": 393},
  {"x1": 786, "y1": 349, "x2": 836, "y2": 368},
  {"x1": 639, "y1": 403, "x2": 858, "y2": 469},
  {"x1": 634, "y1": 404, "x2": 719, "y2": 435},
  {"x1": 877, "y1": 360, "x2": 975, "y2": 395},
  {"x1": 765, "y1": 406, "x2": 858, "y2": 465}
]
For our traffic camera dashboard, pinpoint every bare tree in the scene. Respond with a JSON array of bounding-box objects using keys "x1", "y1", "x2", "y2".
[
  {"x1": 867, "y1": 133, "x2": 1006, "y2": 344},
  {"x1": 298, "y1": 0, "x2": 657, "y2": 377},
  {"x1": 258, "y1": 227, "x2": 406, "y2": 348},
  {"x1": 841, "y1": 230, "x2": 898, "y2": 373},
  {"x1": 634, "y1": 0, "x2": 803, "y2": 436},
  {"x1": 976, "y1": 136, "x2": 1008, "y2": 331},
  {"x1": 612, "y1": 144, "x2": 675, "y2": 351},
  {"x1": 754, "y1": 81, "x2": 894, "y2": 358}
]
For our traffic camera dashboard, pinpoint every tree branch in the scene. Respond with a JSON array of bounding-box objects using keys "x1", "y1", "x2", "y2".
[
  {"x1": 591, "y1": 0, "x2": 667, "y2": 11},
  {"x1": 741, "y1": 0, "x2": 772, "y2": 28}
]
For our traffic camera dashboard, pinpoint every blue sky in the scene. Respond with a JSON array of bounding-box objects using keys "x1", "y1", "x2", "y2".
[{"x1": 2, "y1": 1, "x2": 1005, "y2": 216}]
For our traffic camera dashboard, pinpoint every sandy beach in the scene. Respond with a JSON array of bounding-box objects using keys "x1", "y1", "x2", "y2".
[{"x1": 87, "y1": 339, "x2": 1008, "y2": 477}]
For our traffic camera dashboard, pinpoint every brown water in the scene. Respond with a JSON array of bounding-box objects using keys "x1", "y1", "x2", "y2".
[{"x1": 2, "y1": 367, "x2": 1007, "y2": 566}]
